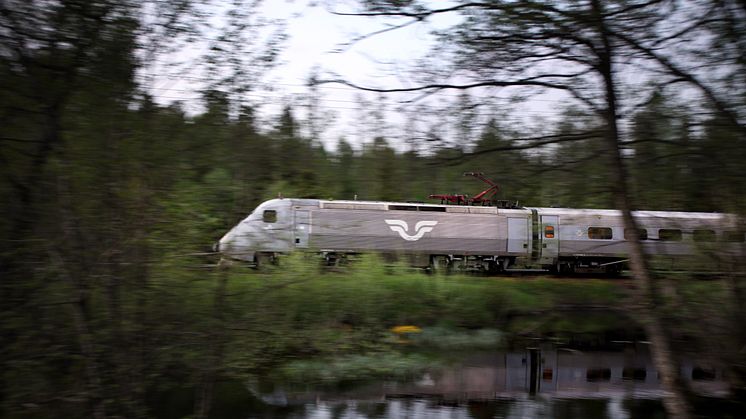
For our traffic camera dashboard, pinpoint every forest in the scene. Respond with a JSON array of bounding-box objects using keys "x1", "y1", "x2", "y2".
[{"x1": 1, "y1": 0, "x2": 745, "y2": 418}]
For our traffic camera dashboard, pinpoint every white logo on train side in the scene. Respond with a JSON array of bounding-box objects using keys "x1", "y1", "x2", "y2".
[{"x1": 384, "y1": 220, "x2": 438, "y2": 241}]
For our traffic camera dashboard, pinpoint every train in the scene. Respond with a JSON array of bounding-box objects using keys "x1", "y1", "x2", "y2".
[{"x1": 216, "y1": 197, "x2": 744, "y2": 273}]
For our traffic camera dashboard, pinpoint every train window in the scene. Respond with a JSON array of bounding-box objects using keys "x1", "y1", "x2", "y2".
[
  {"x1": 622, "y1": 368, "x2": 647, "y2": 381},
  {"x1": 723, "y1": 231, "x2": 745, "y2": 242},
  {"x1": 586, "y1": 368, "x2": 611, "y2": 382},
  {"x1": 588, "y1": 227, "x2": 612, "y2": 240},
  {"x1": 693, "y1": 229, "x2": 716, "y2": 242},
  {"x1": 544, "y1": 225, "x2": 555, "y2": 238},
  {"x1": 262, "y1": 210, "x2": 277, "y2": 223},
  {"x1": 624, "y1": 228, "x2": 648, "y2": 241},
  {"x1": 659, "y1": 229, "x2": 682, "y2": 241},
  {"x1": 692, "y1": 367, "x2": 716, "y2": 381}
]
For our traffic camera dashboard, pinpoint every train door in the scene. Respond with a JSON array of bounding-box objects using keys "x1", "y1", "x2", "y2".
[
  {"x1": 539, "y1": 215, "x2": 559, "y2": 265},
  {"x1": 508, "y1": 217, "x2": 531, "y2": 256},
  {"x1": 294, "y1": 210, "x2": 310, "y2": 249}
]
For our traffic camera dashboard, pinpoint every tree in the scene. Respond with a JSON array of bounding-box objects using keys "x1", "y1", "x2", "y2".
[
  {"x1": 360, "y1": 136, "x2": 400, "y2": 201},
  {"x1": 321, "y1": 1, "x2": 746, "y2": 416},
  {"x1": 629, "y1": 91, "x2": 694, "y2": 210},
  {"x1": 0, "y1": 1, "x2": 286, "y2": 417},
  {"x1": 335, "y1": 138, "x2": 358, "y2": 199},
  {"x1": 0, "y1": 2, "x2": 146, "y2": 416}
]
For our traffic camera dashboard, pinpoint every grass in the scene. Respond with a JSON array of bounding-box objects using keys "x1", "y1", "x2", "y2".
[{"x1": 213, "y1": 253, "x2": 628, "y2": 384}]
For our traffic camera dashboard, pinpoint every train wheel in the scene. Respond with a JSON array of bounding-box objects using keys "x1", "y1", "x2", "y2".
[
  {"x1": 430, "y1": 256, "x2": 451, "y2": 274},
  {"x1": 558, "y1": 262, "x2": 575, "y2": 275},
  {"x1": 254, "y1": 252, "x2": 276, "y2": 270},
  {"x1": 324, "y1": 253, "x2": 339, "y2": 267},
  {"x1": 488, "y1": 260, "x2": 505, "y2": 275}
]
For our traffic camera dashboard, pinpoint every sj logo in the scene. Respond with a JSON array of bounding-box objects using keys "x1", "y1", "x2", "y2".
[{"x1": 385, "y1": 220, "x2": 438, "y2": 241}]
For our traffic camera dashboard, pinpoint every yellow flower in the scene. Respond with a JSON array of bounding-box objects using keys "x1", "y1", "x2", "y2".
[{"x1": 391, "y1": 325, "x2": 422, "y2": 334}]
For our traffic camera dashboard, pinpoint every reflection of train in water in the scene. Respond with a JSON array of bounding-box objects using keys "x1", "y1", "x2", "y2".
[
  {"x1": 248, "y1": 345, "x2": 729, "y2": 406},
  {"x1": 390, "y1": 347, "x2": 728, "y2": 400},
  {"x1": 216, "y1": 197, "x2": 744, "y2": 273}
]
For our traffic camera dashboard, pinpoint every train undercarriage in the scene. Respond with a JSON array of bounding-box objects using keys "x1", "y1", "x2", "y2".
[{"x1": 252, "y1": 251, "x2": 627, "y2": 276}]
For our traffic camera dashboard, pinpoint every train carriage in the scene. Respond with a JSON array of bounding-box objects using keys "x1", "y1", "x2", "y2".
[{"x1": 217, "y1": 197, "x2": 744, "y2": 273}]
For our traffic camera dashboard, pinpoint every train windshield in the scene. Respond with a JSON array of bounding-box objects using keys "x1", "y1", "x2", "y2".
[
  {"x1": 262, "y1": 210, "x2": 277, "y2": 223},
  {"x1": 242, "y1": 199, "x2": 287, "y2": 223}
]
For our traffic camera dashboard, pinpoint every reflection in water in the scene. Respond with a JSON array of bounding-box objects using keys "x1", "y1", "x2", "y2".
[
  {"x1": 244, "y1": 398, "x2": 666, "y2": 419},
  {"x1": 254, "y1": 345, "x2": 727, "y2": 403},
  {"x1": 154, "y1": 344, "x2": 732, "y2": 418},
  {"x1": 231, "y1": 344, "x2": 729, "y2": 418}
]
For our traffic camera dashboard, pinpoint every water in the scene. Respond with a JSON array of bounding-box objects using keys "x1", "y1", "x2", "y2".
[
  {"x1": 194, "y1": 391, "x2": 673, "y2": 418},
  {"x1": 152, "y1": 343, "x2": 738, "y2": 418},
  {"x1": 273, "y1": 397, "x2": 672, "y2": 419}
]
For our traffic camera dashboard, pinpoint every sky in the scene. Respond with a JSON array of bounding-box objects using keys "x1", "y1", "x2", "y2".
[
  {"x1": 145, "y1": 0, "x2": 563, "y2": 152},
  {"x1": 260, "y1": 0, "x2": 440, "y2": 148}
]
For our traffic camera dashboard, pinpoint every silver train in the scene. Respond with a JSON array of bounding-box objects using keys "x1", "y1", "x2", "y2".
[{"x1": 216, "y1": 198, "x2": 744, "y2": 273}]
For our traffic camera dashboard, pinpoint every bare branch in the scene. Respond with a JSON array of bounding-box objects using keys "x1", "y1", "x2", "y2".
[
  {"x1": 434, "y1": 130, "x2": 604, "y2": 166},
  {"x1": 317, "y1": 78, "x2": 579, "y2": 94},
  {"x1": 329, "y1": 2, "x2": 493, "y2": 20},
  {"x1": 612, "y1": 29, "x2": 746, "y2": 135},
  {"x1": 602, "y1": 0, "x2": 666, "y2": 18},
  {"x1": 651, "y1": 13, "x2": 720, "y2": 47},
  {"x1": 330, "y1": 17, "x2": 420, "y2": 53}
]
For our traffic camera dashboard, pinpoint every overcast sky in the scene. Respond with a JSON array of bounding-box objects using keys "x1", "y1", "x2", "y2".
[
  {"x1": 145, "y1": 0, "x2": 563, "y2": 151},
  {"x1": 261, "y1": 0, "x2": 437, "y2": 147}
]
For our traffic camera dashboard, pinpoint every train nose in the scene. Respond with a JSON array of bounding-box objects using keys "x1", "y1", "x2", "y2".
[
  {"x1": 216, "y1": 226, "x2": 256, "y2": 262},
  {"x1": 217, "y1": 229, "x2": 235, "y2": 254}
]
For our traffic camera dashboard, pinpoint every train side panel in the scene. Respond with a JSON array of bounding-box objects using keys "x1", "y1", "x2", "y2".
[
  {"x1": 308, "y1": 208, "x2": 503, "y2": 255},
  {"x1": 301, "y1": 201, "x2": 533, "y2": 260},
  {"x1": 549, "y1": 210, "x2": 628, "y2": 258}
]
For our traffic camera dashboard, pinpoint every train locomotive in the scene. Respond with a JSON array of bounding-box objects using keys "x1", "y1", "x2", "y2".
[{"x1": 216, "y1": 197, "x2": 744, "y2": 273}]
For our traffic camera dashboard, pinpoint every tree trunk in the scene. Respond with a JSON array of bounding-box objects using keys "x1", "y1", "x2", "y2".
[
  {"x1": 51, "y1": 249, "x2": 107, "y2": 419},
  {"x1": 590, "y1": 1, "x2": 692, "y2": 417},
  {"x1": 194, "y1": 263, "x2": 230, "y2": 419}
]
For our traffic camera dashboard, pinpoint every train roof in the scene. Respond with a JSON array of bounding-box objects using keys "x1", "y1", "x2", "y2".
[
  {"x1": 285, "y1": 198, "x2": 732, "y2": 220},
  {"x1": 532, "y1": 207, "x2": 727, "y2": 220},
  {"x1": 314, "y1": 199, "x2": 527, "y2": 214}
]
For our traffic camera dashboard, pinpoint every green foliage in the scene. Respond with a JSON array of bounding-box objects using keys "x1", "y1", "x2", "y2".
[
  {"x1": 410, "y1": 327, "x2": 502, "y2": 349},
  {"x1": 208, "y1": 262, "x2": 623, "y2": 386},
  {"x1": 1, "y1": 1, "x2": 744, "y2": 416},
  {"x1": 274, "y1": 352, "x2": 433, "y2": 386}
]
